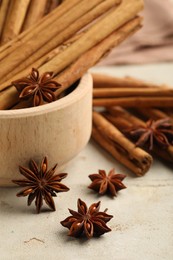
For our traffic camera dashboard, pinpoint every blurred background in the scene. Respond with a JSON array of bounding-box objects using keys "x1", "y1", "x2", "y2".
[{"x1": 100, "y1": 0, "x2": 173, "y2": 65}]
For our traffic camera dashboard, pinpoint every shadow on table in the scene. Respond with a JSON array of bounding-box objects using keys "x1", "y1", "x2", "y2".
[
  {"x1": 0, "y1": 187, "x2": 36, "y2": 215},
  {"x1": 57, "y1": 229, "x2": 105, "y2": 244}
]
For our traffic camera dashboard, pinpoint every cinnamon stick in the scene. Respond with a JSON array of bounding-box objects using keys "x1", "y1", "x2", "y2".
[
  {"x1": 0, "y1": 0, "x2": 117, "y2": 82},
  {"x1": 0, "y1": 87, "x2": 19, "y2": 110},
  {"x1": 0, "y1": 0, "x2": 82, "y2": 60},
  {"x1": 0, "y1": 16, "x2": 142, "y2": 110},
  {"x1": 106, "y1": 106, "x2": 145, "y2": 128},
  {"x1": 135, "y1": 107, "x2": 173, "y2": 124},
  {"x1": 105, "y1": 107, "x2": 173, "y2": 163},
  {"x1": 22, "y1": 0, "x2": 48, "y2": 31},
  {"x1": 11, "y1": 16, "x2": 142, "y2": 110},
  {"x1": 0, "y1": 32, "x2": 83, "y2": 94},
  {"x1": 1, "y1": 0, "x2": 121, "y2": 84},
  {"x1": 0, "y1": 0, "x2": 10, "y2": 37},
  {"x1": 45, "y1": 0, "x2": 62, "y2": 13},
  {"x1": 54, "y1": 17, "x2": 142, "y2": 95},
  {"x1": 92, "y1": 127, "x2": 150, "y2": 176},
  {"x1": 0, "y1": 0, "x2": 31, "y2": 44},
  {"x1": 92, "y1": 73, "x2": 167, "y2": 88},
  {"x1": 93, "y1": 87, "x2": 172, "y2": 98},
  {"x1": 93, "y1": 111, "x2": 152, "y2": 176},
  {"x1": 40, "y1": 0, "x2": 144, "y2": 75},
  {"x1": 93, "y1": 97, "x2": 173, "y2": 107}
]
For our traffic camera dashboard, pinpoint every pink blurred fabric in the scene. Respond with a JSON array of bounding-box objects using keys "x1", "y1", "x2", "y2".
[{"x1": 100, "y1": 0, "x2": 173, "y2": 65}]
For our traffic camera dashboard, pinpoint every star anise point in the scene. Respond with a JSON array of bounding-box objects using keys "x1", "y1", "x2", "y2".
[
  {"x1": 88, "y1": 169, "x2": 126, "y2": 197},
  {"x1": 12, "y1": 68, "x2": 61, "y2": 107},
  {"x1": 12, "y1": 156, "x2": 69, "y2": 213},
  {"x1": 61, "y1": 198, "x2": 113, "y2": 239},
  {"x1": 126, "y1": 118, "x2": 173, "y2": 150}
]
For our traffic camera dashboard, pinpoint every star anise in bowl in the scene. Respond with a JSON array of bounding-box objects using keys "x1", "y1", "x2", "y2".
[
  {"x1": 12, "y1": 68, "x2": 61, "y2": 106},
  {"x1": 88, "y1": 169, "x2": 126, "y2": 197},
  {"x1": 126, "y1": 118, "x2": 173, "y2": 150},
  {"x1": 12, "y1": 157, "x2": 69, "y2": 213},
  {"x1": 61, "y1": 198, "x2": 113, "y2": 239}
]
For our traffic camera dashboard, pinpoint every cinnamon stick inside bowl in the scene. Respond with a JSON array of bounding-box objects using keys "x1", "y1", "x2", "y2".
[
  {"x1": 21, "y1": 0, "x2": 48, "y2": 31},
  {"x1": 0, "y1": 0, "x2": 10, "y2": 37},
  {"x1": 0, "y1": 16, "x2": 143, "y2": 110},
  {"x1": 0, "y1": 0, "x2": 31, "y2": 44}
]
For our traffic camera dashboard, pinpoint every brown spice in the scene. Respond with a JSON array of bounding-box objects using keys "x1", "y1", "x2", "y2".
[
  {"x1": 88, "y1": 169, "x2": 126, "y2": 196},
  {"x1": 92, "y1": 111, "x2": 153, "y2": 176},
  {"x1": 12, "y1": 156, "x2": 69, "y2": 213},
  {"x1": 126, "y1": 118, "x2": 173, "y2": 150},
  {"x1": 61, "y1": 198, "x2": 113, "y2": 239},
  {"x1": 12, "y1": 68, "x2": 61, "y2": 106}
]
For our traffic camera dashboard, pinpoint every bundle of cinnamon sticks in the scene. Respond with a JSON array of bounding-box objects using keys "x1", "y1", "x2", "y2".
[
  {"x1": 93, "y1": 73, "x2": 173, "y2": 107},
  {"x1": 0, "y1": 0, "x2": 144, "y2": 109},
  {"x1": 0, "y1": 0, "x2": 60, "y2": 44},
  {"x1": 92, "y1": 73, "x2": 173, "y2": 176},
  {"x1": 93, "y1": 111, "x2": 153, "y2": 176}
]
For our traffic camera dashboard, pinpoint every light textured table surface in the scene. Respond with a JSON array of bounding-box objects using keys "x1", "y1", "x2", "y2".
[{"x1": 1, "y1": 63, "x2": 173, "y2": 260}]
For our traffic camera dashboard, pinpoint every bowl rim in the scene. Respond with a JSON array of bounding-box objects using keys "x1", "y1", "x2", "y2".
[{"x1": 0, "y1": 73, "x2": 92, "y2": 118}]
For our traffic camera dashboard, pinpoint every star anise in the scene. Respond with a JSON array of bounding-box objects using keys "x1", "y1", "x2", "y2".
[
  {"x1": 12, "y1": 68, "x2": 61, "y2": 106},
  {"x1": 88, "y1": 169, "x2": 126, "y2": 197},
  {"x1": 12, "y1": 157, "x2": 69, "y2": 213},
  {"x1": 61, "y1": 198, "x2": 113, "y2": 239},
  {"x1": 126, "y1": 118, "x2": 173, "y2": 150}
]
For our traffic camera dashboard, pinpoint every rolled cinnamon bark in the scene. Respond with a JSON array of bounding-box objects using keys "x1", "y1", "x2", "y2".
[
  {"x1": 93, "y1": 87, "x2": 172, "y2": 98},
  {"x1": 13, "y1": 18, "x2": 142, "y2": 110},
  {"x1": 92, "y1": 73, "x2": 167, "y2": 89},
  {"x1": 45, "y1": 0, "x2": 62, "y2": 13},
  {"x1": 22, "y1": 0, "x2": 48, "y2": 31},
  {"x1": 0, "y1": 0, "x2": 10, "y2": 37},
  {"x1": 0, "y1": 32, "x2": 83, "y2": 93},
  {"x1": 40, "y1": 0, "x2": 144, "y2": 74},
  {"x1": 2, "y1": 0, "x2": 121, "y2": 83},
  {"x1": 92, "y1": 127, "x2": 151, "y2": 176},
  {"x1": 0, "y1": 0, "x2": 31, "y2": 44},
  {"x1": 54, "y1": 17, "x2": 142, "y2": 97},
  {"x1": 93, "y1": 97, "x2": 173, "y2": 107},
  {"x1": 104, "y1": 108, "x2": 145, "y2": 131},
  {"x1": 136, "y1": 107, "x2": 173, "y2": 124},
  {"x1": 0, "y1": 0, "x2": 85, "y2": 59},
  {"x1": 0, "y1": 16, "x2": 142, "y2": 109},
  {"x1": 107, "y1": 106, "x2": 146, "y2": 126},
  {"x1": 0, "y1": 0, "x2": 118, "y2": 83},
  {"x1": 105, "y1": 107, "x2": 173, "y2": 163},
  {"x1": 93, "y1": 111, "x2": 153, "y2": 176}
]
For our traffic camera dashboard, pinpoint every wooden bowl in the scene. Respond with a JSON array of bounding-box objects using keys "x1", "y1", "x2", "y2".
[{"x1": 0, "y1": 73, "x2": 93, "y2": 186}]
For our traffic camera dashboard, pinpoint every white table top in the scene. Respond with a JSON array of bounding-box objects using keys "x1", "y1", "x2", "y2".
[{"x1": 1, "y1": 63, "x2": 173, "y2": 260}]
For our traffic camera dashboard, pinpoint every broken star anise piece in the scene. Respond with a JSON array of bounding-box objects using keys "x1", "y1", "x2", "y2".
[
  {"x1": 88, "y1": 169, "x2": 126, "y2": 197},
  {"x1": 12, "y1": 68, "x2": 61, "y2": 106},
  {"x1": 126, "y1": 118, "x2": 173, "y2": 150},
  {"x1": 61, "y1": 198, "x2": 113, "y2": 239},
  {"x1": 12, "y1": 157, "x2": 69, "y2": 213}
]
